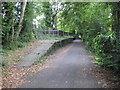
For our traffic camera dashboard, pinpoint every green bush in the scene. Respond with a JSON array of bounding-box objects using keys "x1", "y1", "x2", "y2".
[{"x1": 92, "y1": 32, "x2": 120, "y2": 73}]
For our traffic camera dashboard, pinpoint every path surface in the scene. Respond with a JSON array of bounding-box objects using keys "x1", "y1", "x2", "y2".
[
  {"x1": 19, "y1": 40, "x2": 102, "y2": 88},
  {"x1": 18, "y1": 40, "x2": 59, "y2": 66}
]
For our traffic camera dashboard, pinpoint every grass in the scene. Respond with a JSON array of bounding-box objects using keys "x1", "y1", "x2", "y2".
[
  {"x1": 39, "y1": 36, "x2": 73, "y2": 40},
  {"x1": 3, "y1": 39, "x2": 34, "y2": 51},
  {"x1": 33, "y1": 56, "x2": 48, "y2": 65}
]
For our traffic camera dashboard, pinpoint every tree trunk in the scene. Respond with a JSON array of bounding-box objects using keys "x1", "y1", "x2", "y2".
[
  {"x1": 112, "y1": 2, "x2": 120, "y2": 62},
  {"x1": 116, "y1": 2, "x2": 120, "y2": 56},
  {"x1": 11, "y1": 16, "x2": 15, "y2": 41},
  {"x1": 16, "y1": 0, "x2": 27, "y2": 39}
]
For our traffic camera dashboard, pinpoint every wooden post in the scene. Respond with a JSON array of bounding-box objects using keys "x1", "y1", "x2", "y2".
[
  {"x1": 49, "y1": 30, "x2": 50, "y2": 36},
  {"x1": 53, "y1": 30, "x2": 54, "y2": 37}
]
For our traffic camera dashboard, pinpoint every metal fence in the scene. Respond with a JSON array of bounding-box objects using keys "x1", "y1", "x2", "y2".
[{"x1": 36, "y1": 30, "x2": 74, "y2": 38}]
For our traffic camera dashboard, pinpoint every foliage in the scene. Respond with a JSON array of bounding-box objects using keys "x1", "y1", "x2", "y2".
[
  {"x1": 2, "y1": 1, "x2": 120, "y2": 74},
  {"x1": 2, "y1": 2, "x2": 35, "y2": 50},
  {"x1": 20, "y1": 2, "x2": 34, "y2": 42},
  {"x1": 57, "y1": 2, "x2": 120, "y2": 74},
  {"x1": 42, "y1": 2, "x2": 53, "y2": 29}
]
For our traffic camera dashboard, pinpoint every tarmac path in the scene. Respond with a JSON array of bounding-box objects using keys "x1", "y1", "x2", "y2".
[{"x1": 19, "y1": 40, "x2": 102, "y2": 88}]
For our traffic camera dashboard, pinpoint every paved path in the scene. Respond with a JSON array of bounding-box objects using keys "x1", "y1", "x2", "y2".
[
  {"x1": 18, "y1": 40, "x2": 59, "y2": 66},
  {"x1": 19, "y1": 40, "x2": 102, "y2": 88}
]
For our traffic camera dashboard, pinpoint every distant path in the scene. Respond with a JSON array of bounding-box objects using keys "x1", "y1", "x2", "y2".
[{"x1": 19, "y1": 40, "x2": 102, "y2": 88}]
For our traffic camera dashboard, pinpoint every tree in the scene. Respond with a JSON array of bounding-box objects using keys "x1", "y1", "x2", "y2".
[
  {"x1": 16, "y1": 0, "x2": 27, "y2": 39},
  {"x1": 2, "y1": 2, "x2": 16, "y2": 48},
  {"x1": 57, "y1": 2, "x2": 120, "y2": 73},
  {"x1": 2, "y1": 1, "x2": 35, "y2": 49},
  {"x1": 42, "y1": 2, "x2": 53, "y2": 30},
  {"x1": 20, "y1": 2, "x2": 34, "y2": 42}
]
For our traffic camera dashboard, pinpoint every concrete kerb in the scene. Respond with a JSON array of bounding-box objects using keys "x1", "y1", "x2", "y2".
[
  {"x1": 34, "y1": 38, "x2": 74, "y2": 65},
  {"x1": 46, "y1": 38, "x2": 73, "y2": 55},
  {"x1": 18, "y1": 38, "x2": 74, "y2": 66}
]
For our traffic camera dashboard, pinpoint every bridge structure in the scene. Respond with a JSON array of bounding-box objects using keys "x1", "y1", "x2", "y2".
[{"x1": 36, "y1": 30, "x2": 75, "y2": 38}]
